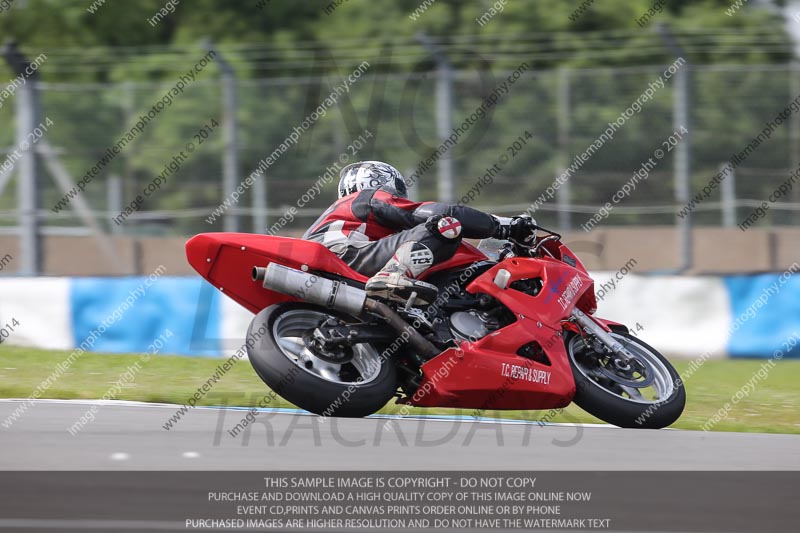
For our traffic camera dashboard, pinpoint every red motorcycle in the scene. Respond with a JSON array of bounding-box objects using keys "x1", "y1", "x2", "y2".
[{"x1": 186, "y1": 222, "x2": 685, "y2": 429}]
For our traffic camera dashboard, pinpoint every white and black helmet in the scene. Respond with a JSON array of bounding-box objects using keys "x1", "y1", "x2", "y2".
[{"x1": 337, "y1": 161, "x2": 408, "y2": 199}]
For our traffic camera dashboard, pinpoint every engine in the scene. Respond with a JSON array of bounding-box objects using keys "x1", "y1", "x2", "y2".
[{"x1": 448, "y1": 310, "x2": 499, "y2": 342}]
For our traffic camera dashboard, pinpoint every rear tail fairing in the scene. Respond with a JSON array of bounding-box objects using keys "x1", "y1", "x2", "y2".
[{"x1": 186, "y1": 233, "x2": 368, "y2": 313}]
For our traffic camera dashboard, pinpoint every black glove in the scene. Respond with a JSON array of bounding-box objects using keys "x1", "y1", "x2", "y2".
[{"x1": 495, "y1": 216, "x2": 536, "y2": 244}]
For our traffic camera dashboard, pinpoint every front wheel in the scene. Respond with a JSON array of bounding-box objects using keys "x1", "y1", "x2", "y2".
[
  {"x1": 246, "y1": 303, "x2": 397, "y2": 417},
  {"x1": 565, "y1": 331, "x2": 685, "y2": 429}
]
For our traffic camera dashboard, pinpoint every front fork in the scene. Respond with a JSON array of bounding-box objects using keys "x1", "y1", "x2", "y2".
[{"x1": 569, "y1": 307, "x2": 635, "y2": 364}]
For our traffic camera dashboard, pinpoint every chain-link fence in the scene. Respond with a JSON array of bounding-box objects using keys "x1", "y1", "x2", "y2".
[{"x1": 3, "y1": 62, "x2": 800, "y2": 240}]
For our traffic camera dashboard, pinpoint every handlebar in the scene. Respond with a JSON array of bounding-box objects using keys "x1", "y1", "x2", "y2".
[{"x1": 507, "y1": 220, "x2": 562, "y2": 258}]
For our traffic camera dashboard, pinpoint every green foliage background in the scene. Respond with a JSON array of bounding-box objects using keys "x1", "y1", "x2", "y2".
[{"x1": 0, "y1": 0, "x2": 798, "y2": 234}]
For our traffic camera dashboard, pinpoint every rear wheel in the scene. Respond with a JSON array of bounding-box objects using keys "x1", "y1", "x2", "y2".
[
  {"x1": 565, "y1": 331, "x2": 685, "y2": 429},
  {"x1": 246, "y1": 303, "x2": 397, "y2": 417}
]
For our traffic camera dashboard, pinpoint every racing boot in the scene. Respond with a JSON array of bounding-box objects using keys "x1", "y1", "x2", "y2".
[{"x1": 365, "y1": 241, "x2": 439, "y2": 306}]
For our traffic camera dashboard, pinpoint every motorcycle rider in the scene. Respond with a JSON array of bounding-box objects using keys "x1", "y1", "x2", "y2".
[{"x1": 302, "y1": 161, "x2": 535, "y2": 305}]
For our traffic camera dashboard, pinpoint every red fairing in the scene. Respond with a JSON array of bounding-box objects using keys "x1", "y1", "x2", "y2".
[
  {"x1": 407, "y1": 321, "x2": 575, "y2": 410},
  {"x1": 407, "y1": 256, "x2": 598, "y2": 410},
  {"x1": 470, "y1": 257, "x2": 595, "y2": 324},
  {"x1": 557, "y1": 242, "x2": 598, "y2": 313},
  {"x1": 186, "y1": 233, "x2": 368, "y2": 314}
]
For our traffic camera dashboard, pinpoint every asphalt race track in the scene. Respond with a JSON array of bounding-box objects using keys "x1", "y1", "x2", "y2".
[
  {"x1": 1, "y1": 399, "x2": 798, "y2": 470},
  {"x1": 1, "y1": 400, "x2": 799, "y2": 532}
]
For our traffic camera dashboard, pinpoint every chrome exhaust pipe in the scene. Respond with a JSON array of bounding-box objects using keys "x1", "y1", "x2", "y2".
[
  {"x1": 255, "y1": 263, "x2": 366, "y2": 316},
  {"x1": 253, "y1": 263, "x2": 440, "y2": 358},
  {"x1": 252, "y1": 266, "x2": 267, "y2": 281}
]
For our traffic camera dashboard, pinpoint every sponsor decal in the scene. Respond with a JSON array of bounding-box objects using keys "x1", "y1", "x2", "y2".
[
  {"x1": 501, "y1": 362, "x2": 551, "y2": 385},
  {"x1": 556, "y1": 275, "x2": 583, "y2": 310}
]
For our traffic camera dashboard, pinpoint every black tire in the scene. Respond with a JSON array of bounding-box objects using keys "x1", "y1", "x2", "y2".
[
  {"x1": 566, "y1": 332, "x2": 686, "y2": 429},
  {"x1": 246, "y1": 302, "x2": 397, "y2": 417}
]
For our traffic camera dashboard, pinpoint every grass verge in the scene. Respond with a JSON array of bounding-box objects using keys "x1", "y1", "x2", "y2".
[{"x1": 1, "y1": 346, "x2": 797, "y2": 433}]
